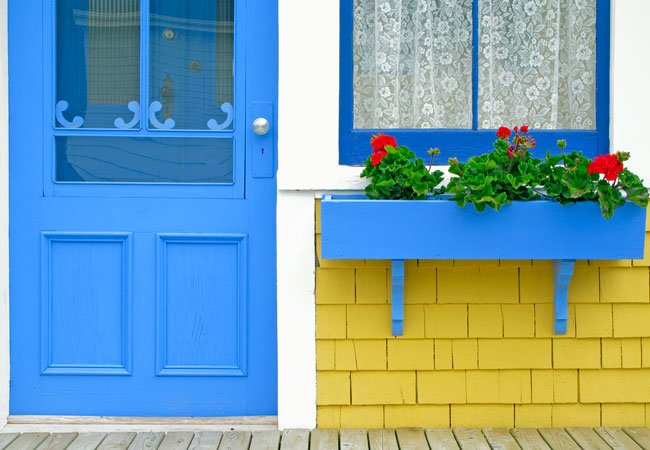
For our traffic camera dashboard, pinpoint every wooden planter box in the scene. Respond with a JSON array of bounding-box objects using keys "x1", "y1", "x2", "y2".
[{"x1": 321, "y1": 195, "x2": 647, "y2": 335}]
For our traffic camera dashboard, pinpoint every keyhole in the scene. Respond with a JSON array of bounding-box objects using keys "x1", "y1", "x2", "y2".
[{"x1": 261, "y1": 148, "x2": 265, "y2": 155}]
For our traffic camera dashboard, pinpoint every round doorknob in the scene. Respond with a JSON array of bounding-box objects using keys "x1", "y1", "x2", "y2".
[{"x1": 252, "y1": 118, "x2": 270, "y2": 136}]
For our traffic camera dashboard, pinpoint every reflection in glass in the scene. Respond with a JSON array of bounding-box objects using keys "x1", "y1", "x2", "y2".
[
  {"x1": 149, "y1": 1, "x2": 234, "y2": 130},
  {"x1": 57, "y1": 0, "x2": 141, "y2": 129},
  {"x1": 56, "y1": 137, "x2": 234, "y2": 183}
]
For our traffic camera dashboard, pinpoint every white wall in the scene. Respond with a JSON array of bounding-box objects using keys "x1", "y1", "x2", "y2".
[
  {"x1": 276, "y1": 0, "x2": 650, "y2": 428},
  {"x1": 0, "y1": 0, "x2": 8, "y2": 429},
  {"x1": 611, "y1": 1, "x2": 650, "y2": 181},
  {"x1": 278, "y1": 0, "x2": 650, "y2": 190}
]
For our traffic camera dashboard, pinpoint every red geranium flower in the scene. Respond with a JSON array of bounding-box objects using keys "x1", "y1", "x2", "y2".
[
  {"x1": 371, "y1": 134, "x2": 397, "y2": 153},
  {"x1": 520, "y1": 125, "x2": 529, "y2": 133},
  {"x1": 496, "y1": 126, "x2": 511, "y2": 140},
  {"x1": 588, "y1": 154, "x2": 624, "y2": 182},
  {"x1": 371, "y1": 150, "x2": 388, "y2": 166}
]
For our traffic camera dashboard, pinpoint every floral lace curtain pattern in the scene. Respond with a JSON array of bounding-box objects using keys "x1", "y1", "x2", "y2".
[
  {"x1": 353, "y1": 0, "x2": 597, "y2": 130},
  {"x1": 354, "y1": 0, "x2": 473, "y2": 129}
]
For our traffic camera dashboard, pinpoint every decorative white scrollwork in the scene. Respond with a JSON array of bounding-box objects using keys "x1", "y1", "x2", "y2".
[
  {"x1": 55, "y1": 100, "x2": 84, "y2": 128},
  {"x1": 207, "y1": 102, "x2": 234, "y2": 131},
  {"x1": 148, "y1": 101, "x2": 175, "y2": 130},
  {"x1": 114, "y1": 101, "x2": 141, "y2": 129}
]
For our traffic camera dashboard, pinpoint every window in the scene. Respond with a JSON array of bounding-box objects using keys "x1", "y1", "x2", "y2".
[
  {"x1": 54, "y1": 0, "x2": 237, "y2": 185},
  {"x1": 340, "y1": 0, "x2": 610, "y2": 164}
]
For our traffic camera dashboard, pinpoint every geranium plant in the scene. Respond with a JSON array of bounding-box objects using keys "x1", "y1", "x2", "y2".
[
  {"x1": 360, "y1": 127, "x2": 648, "y2": 219},
  {"x1": 360, "y1": 134, "x2": 444, "y2": 200}
]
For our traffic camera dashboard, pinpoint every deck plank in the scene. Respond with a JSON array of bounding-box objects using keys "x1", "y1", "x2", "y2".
[
  {"x1": 340, "y1": 430, "x2": 368, "y2": 450},
  {"x1": 0, "y1": 434, "x2": 20, "y2": 450},
  {"x1": 218, "y1": 432, "x2": 252, "y2": 450},
  {"x1": 566, "y1": 428, "x2": 612, "y2": 450},
  {"x1": 158, "y1": 432, "x2": 195, "y2": 450},
  {"x1": 537, "y1": 429, "x2": 581, "y2": 450},
  {"x1": 97, "y1": 433, "x2": 138, "y2": 450},
  {"x1": 279, "y1": 430, "x2": 310, "y2": 450},
  {"x1": 368, "y1": 430, "x2": 398, "y2": 450},
  {"x1": 36, "y1": 433, "x2": 79, "y2": 450},
  {"x1": 4, "y1": 433, "x2": 50, "y2": 450},
  {"x1": 452, "y1": 429, "x2": 490, "y2": 450},
  {"x1": 67, "y1": 433, "x2": 108, "y2": 450},
  {"x1": 596, "y1": 428, "x2": 642, "y2": 450},
  {"x1": 310, "y1": 429, "x2": 338, "y2": 450},
  {"x1": 187, "y1": 432, "x2": 223, "y2": 450},
  {"x1": 426, "y1": 429, "x2": 460, "y2": 450},
  {"x1": 482, "y1": 429, "x2": 520, "y2": 450},
  {"x1": 624, "y1": 429, "x2": 650, "y2": 450},
  {"x1": 250, "y1": 431, "x2": 281, "y2": 450},
  {"x1": 397, "y1": 428, "x2": 430, "y2": 450},
  {"x1": 127, "y1": 433, "x2": 165, "y2": 450},
  {"x1": 511, "y1": 429, "x2": 551, "y2": 450}
]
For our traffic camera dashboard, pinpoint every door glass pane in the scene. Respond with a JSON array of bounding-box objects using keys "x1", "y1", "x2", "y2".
[
  {"x1": 353, "y1": 0, "x2": 473, "y2": 129},
  {"x1": 478, "y1": 0, "x2": 597, "y2": 130},
  {"x1": 56, "y1": 0, "x2": 141, "y2": 129},
  {"x1": 56, "y1": 137, "x2": 234, "y2": 183},
  {"x1": 149, "y1": 1, "x2": 235, "y2": 131}
]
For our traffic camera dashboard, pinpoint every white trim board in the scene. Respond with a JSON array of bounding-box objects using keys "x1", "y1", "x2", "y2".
[
  {"x1": 0, "y1": 0, "x2": 9, "y2": 430},
  {"x1": 276, "y1": 191, "x2": 317, "y2": 429}
]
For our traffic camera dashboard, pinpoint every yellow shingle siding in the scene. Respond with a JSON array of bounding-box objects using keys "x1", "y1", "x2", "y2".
[{"x1": 315, "y1": 201, "x2": 650, "y2": 427}]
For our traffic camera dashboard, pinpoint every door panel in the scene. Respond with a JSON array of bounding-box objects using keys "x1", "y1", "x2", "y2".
[
  {"x1": 156, "y1": 234, "x2": 247, "y2": 377},
  {"x1": 9, "y1": 0, "x2": 278, "y2": 417}
]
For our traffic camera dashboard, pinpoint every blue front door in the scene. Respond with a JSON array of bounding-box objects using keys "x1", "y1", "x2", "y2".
[{"x1": 9, "y1": 0, "x2": 278, "y2": 416}]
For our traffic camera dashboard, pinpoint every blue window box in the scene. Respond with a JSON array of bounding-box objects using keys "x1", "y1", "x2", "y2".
[{"x1": 321, "y1": 195, "x2": 647, "y2": 336}]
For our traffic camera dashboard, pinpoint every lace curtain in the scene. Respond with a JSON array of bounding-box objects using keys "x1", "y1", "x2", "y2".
[{"x1": 353, "y1": 0, "x2": 597, "y2": 130}]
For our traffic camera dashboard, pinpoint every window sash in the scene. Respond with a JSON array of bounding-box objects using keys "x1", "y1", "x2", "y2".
[{"x1": 339, "y1": 0, "x2": 610, "y2": 165}]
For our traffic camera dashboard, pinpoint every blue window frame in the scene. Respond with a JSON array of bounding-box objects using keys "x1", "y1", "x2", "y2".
[{"x1": 339, "y1": 0, "x2": 610, "y2": 165}]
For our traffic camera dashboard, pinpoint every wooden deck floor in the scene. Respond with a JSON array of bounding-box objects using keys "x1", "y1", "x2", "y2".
[{"x1": 1, "y1": 428, "x2": 650, "y2": 450}]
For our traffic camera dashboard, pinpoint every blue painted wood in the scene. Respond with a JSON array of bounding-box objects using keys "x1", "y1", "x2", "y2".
[
  {"x1": 322, "y1": 196, "x2": 646, "y2": 260},
  {"x1": 322, "y1": 196, "x2": 646, "y2": 336},
  {"x1": 156, "y1": 234, "x2": 248, "y2": 377},
  {"x1": 595, "y1": 0, "x2": 611, "y2": 158},
  {"x1": 391, "y1": 260, "x2": 405, "y2": 336},
  {"x1": 251, "y1": 102, "x2": 275, "y2": 178},
  {"x1": 9, "y1": 0, "x2": 278, "y2": 417},
  {"x1": 41, "y1": 233, "x2": 132, "y2": 376},
  {"x1": 554, "y1": 260, "x2": 575, "y2": 335},
  {"x1": 42, "y1": 0, "x2": 245, "y2": 200},
  {"x1": 338, "y1": 0, "x2": 610, "y2": 166},
  {"x1": 338, "y1": 0, "x2": 354, "y2": 163},
  {"x1": 342, "y1": 129, "x2": 601, "y2": 166}
]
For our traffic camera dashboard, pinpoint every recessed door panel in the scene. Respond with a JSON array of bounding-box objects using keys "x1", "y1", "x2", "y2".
[
  {"x1": 42, "y1": 233, "x2": 131, "y2": 376},
  {"x1": 157, "y1": 235, "x2": 247, "y2": 376}
]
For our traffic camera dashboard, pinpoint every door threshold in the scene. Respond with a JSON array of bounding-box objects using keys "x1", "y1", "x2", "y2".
[{"x1": 3, "y1": 415, "x2": 278, "y2": 433}]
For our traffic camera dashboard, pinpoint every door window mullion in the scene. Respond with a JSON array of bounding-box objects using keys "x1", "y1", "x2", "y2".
[{"x1": 140, "y1": 0, "x2": 150, "y2": 131}]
